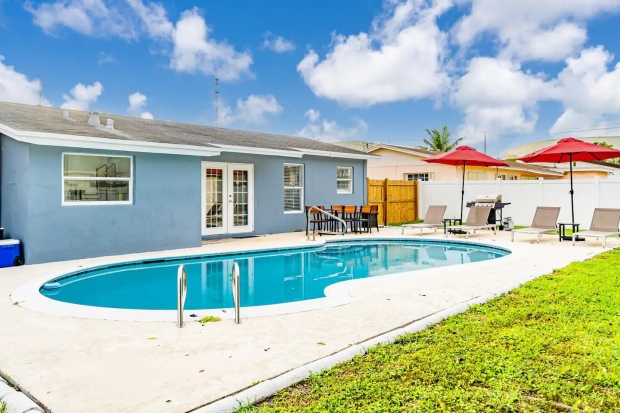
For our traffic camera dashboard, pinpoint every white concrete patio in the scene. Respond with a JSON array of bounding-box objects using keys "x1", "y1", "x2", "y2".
[{"x1": 0, "y1": 227, "x2": 612, "y2": 413}]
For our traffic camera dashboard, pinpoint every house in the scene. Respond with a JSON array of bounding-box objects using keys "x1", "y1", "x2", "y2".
[
  {"x1": 503, "y1": 137, "x2": 620, "y2": 179},
  {"x1": 338, "y1": 141, "x2": 620, "y2": 181},
  {"x1": 336, "y1": 141, "x2": 564, "y2": 181},
  {"x1": 0, "y1": 102, "x2": 374, "y2": 264}
]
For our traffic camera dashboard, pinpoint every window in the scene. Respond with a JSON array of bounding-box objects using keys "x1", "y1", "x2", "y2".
[
  {"x1": 337, "y1": 167, "x2": 353, "y2": 194},
  {"x1": 497, "y1": 174, "x2": 518, "y2": 180},
  {"x1": 405, "y1": 173, "x2": 433, "y2": 182},
  {"x1": 467, "y1": 171, "x2": 488, "y2": 180},
  {"x1": 284, "y1": 164, "x2": 303, "y2": 213},
  {"x1": 521, "y1": 176, "x2": 538, "y2": 180},
  {"x1": 62, "y1": 153, "x2": 133, "y2": 205}
]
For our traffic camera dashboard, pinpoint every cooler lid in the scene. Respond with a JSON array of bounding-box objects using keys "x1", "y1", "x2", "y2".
[{"x1": 0, "y1": 239, "x2": 20, "y2": 246}]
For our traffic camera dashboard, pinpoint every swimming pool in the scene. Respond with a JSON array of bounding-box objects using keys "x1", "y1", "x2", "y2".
[{"x1": 39, "y1": 240, "x2": 508, "y2": 311}]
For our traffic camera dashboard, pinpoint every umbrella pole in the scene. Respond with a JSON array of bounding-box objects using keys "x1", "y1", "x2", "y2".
[
  {"x1": 570, "y1": 154, "x2": 575, "y2": 224},
  {"x1": 461, "y1": 161, "x2": 466, "y2": 222}
]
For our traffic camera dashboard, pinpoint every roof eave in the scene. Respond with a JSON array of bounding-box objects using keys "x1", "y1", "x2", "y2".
[{"x1": 0, "y1": 123, "x2": 223, "y2": 157}]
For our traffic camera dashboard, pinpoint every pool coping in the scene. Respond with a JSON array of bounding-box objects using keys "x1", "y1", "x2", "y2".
[{"x1": 11, "y1": 237, "x2": 519, "y2": 323}]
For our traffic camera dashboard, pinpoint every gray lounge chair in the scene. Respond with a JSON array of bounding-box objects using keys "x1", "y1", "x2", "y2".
[
  {"x1": 445, "y1": 205, "x2": 496, "y2": 239},
  {"x1": 511, "y1": 206, "x2": 561, "y2": 243},
  {"x1": 573, "y1": 208, "x2": 620, "y2": 247},
  {"x1": 402, "y1": 205, "x2": 447, "y2": 235}
]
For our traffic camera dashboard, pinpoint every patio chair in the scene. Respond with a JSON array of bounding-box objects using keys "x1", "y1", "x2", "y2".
[
  {"x1": 357, "y1": 205, "x2": 373, "y2": 233},
  {"x1": 445, "y1": 205, "x2": 496, "y2": 239},
  {"x1": 402, "y1": 205, "x2": 447, "y2": 235},
  {"x1": 573, "y1": 208, "x2": 620, "y2": 247},
  {"x1": 511, "y1": 206, "x2": 561, "y2": 244},
  {"x1": 369, "y1": 205, "x2": 380, "y2": 232},
  {"x1": 342, "y1": 205, "x2": 360, "y2": 234},
  {"x1": 305, "y1": 206, "x2": 326, "y2": 236}
]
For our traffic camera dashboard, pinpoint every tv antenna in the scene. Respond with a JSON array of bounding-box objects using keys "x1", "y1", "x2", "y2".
[
  {"x1": 214, "y1": 77, "x2": 219, "y2": 127},
  {"x1": 37, "y1": 47, "x2": 42, "y2": 106}
]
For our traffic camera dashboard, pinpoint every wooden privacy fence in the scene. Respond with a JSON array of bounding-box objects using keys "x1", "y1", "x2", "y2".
[{"x1": 367, "y1": 178, "x2": 419, "y2": 225}]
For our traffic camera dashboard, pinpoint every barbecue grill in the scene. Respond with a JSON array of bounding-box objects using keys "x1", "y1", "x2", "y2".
[{"x1": 466, "y1": 195, "x2": 511, "y2": 230}]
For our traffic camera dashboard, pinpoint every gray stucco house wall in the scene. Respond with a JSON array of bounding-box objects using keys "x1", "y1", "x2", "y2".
[{"x1": 1, "y1": 136, "x2": 367, "y2": 264}]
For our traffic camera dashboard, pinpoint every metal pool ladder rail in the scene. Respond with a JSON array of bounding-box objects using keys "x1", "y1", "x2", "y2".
[
  {"x1": 307, "y1": 206, "x2": 347, "y2": 241},
  {"x1": 177, "y1": 264, "x2": 187, "y2": 328},
  {"x1": 232, "y1": 262, "x2": 241, "y2": 324}
]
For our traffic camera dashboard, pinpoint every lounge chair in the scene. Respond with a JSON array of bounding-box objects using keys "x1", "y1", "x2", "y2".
[
  {"x1": 573, "y1": 208, "x2": 620, "y2": 247},
  {"x1": 445, "y1": 205, "x2": 496, "y2": 239},
  {"x1": 511, "y1": 206, "x2": 561, "y2": 243},
  {"x1": 402, "y1": 205, "x2": 447, "y2": 235}
]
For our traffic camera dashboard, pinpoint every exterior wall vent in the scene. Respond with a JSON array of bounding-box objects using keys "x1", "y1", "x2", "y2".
[
  {"x1": 62, "y1": 109, "x2": 69, "y2": 119},
  {"x1": 88, "y1": 111, "x2": 100, "y2": 125},
  {"x1": 106, "y1": 119, "x2": 114, "y2": 130}
]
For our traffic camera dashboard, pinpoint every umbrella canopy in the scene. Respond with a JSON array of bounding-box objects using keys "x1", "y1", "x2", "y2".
[
  {"x1": 518, "y1": 137, "x2": 620, "y2": 227},
  {"x1": 423, "y1": 146, "x2": 508, "y2": 221},
  {"x1": 518, "y1": 137, "x2": 620, "y2": 163}
]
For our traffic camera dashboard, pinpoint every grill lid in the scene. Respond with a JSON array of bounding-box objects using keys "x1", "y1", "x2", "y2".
[{"x1": 475, "y1": 194, "x2": 502, "y2": 203}]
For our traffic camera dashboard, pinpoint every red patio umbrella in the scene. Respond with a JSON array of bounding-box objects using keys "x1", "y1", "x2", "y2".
[
  {"x1": 423, "y1": 146, "x2": 508, "y2": 222},
  {"x1": 518, "y1": 137, "x2": 620, "y2": 224}
]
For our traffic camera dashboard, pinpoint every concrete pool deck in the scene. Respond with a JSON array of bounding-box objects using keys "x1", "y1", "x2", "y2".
[{"x1": 0, "y1": 228, "x2": 613, "y2": 413}]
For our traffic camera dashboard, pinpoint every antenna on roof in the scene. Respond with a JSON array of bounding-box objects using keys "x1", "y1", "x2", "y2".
[
  {"x1": 37, "y1": 47, "x2": 42, "y2": 107},
  {"x1": 215, "y1": 77, "x2": 219, "y2": 127}
]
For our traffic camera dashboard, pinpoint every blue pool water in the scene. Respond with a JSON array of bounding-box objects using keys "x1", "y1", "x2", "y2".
[{"x1": 40, "y1": 241, "x2": 508, "y2": 310}]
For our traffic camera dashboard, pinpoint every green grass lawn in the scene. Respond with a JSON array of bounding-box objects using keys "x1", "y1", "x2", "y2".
[
  {"x1": 0, "y1": 401, "x2": 6, "y2": 413},
  {"x1": 241, "y1": 249, "x2": 620, "y2": 412}
]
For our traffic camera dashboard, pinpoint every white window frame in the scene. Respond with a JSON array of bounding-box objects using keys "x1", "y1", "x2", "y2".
[
  {"x1": 61, "y1": 152, "x2": 134, "y2": 206},
  {"x1": 405, "y1": 172, "x2": 433, "y2": 182},
  {"x1": 337, "y1": 166, "x2": 353, "y2": 194},
  {"x1": 284, "y1": 163, "x2": 304, "y2": 214}
]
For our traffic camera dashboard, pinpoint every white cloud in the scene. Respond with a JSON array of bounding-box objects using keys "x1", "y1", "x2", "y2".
[
  {"x1": 218, "y1": 94, "x2": 282, "y2": 126},
  {"x1": 61, "y1": 81, "x2": 103, "y2": 111},
  {"x1": 28, "y1": 0, "x2": 253, "y2": 82},
  {"x1": 498, "y1": 23, "x2": 588, "y2": 62},
  {"x1": 452, "y1": 57, "x2": 550, "y2": 139},
  {"x1": 170, "y1": 8, "x2": 252, "y2": 81},
  {"x1": 297, "y1": 0, "x2": 452, "y2": 107},
  {"x1": 453, "y1": 0, "x2": 620, "y2": 62},
  {"x1": 0, "y1": 56, "x2": 50, "y2": 106},
  {"x1": 549, "y1": 46, "x2": 620, "y2": 135},
  {"x1": 125, "y1": 0, "x2": 173, "y2": 39},
  {"x1": 97, "y1": 52, "x2": 116, "y2": 65},
  {"x1": 127, "y1": 91, "x2": 155, "y2": 119},
  {"x1": 298, "y1": 110, "x2": 368, "y2": 142},
  {"x1": 304, "y1": 109, "x2": 320, "y2": 122},
  {"x1": 263, "y1": 32, "x2": 295, "y2": 53},
  {"x1": 25, "y1": 0, "x2": 135, "y2": 39}
]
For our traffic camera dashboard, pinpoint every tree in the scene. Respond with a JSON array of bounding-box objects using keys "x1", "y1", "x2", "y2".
[
  {"x1": 422, "y1": 125, "x2": 464, "y2": 152},
  {"x1": 594, "y1": 141, "x2": 619, "y2": 164}
]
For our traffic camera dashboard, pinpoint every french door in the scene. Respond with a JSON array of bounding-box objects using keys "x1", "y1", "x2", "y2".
[{"x1": 201, "y1": 162, "x2": 254, "y2": 235}]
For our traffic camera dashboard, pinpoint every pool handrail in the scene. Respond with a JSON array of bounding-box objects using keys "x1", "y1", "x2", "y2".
[
  {"x1": 307, "y1": 206, "x2": 347, "y2": 241},
  {"x1": 232, "y1": 262, "x2": 241, "y2": 324},
  {"x1": 177, "y1": 264, "x2": 187, "y2": 328}
]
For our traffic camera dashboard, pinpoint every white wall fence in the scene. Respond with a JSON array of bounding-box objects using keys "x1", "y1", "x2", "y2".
[{"x1": 419, "y1": 177, "x2": 620, "y2": 227}]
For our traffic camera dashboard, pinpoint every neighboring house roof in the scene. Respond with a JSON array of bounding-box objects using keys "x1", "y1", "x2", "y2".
[
  {"x1": 337, "y1": 140, "x2": 563, "y2": 176},
  {"x1": 0, "y1": 102, "x2": 375, "y2": 159},
  {"x1": 336, "y1": 140, "x2": 436, "y2": 157}
]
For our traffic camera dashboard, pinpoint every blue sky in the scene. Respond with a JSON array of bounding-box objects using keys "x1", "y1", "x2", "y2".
[{"x1": 3, "y1": 0, "x2": 620, "y2": 157}]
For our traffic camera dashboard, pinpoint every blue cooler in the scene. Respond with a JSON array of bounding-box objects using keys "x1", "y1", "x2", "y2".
[{"x1": 0, "y1": 240, "x2": 24, "y2": 268}]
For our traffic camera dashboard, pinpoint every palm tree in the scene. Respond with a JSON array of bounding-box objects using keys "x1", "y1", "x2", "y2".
[{"x1": 422, "y1": 125, "x2": 464, "y2": 152}]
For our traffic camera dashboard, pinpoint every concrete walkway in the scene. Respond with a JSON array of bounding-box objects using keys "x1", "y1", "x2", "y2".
[{"x1": 0, "y1": 228, "x2": 610, "y2": 413}]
